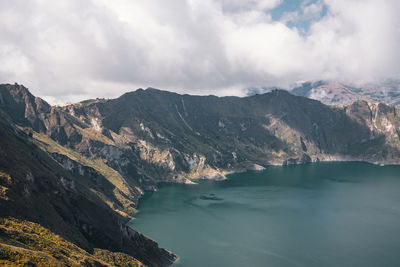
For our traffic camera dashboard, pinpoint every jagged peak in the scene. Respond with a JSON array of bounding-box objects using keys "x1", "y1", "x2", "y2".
[
  {"x1": 0, "y1": 83, "x2": 50, "y2": 106},
  {"x1": 0, "y1": 83, "x2": 32, "y2": 97}
]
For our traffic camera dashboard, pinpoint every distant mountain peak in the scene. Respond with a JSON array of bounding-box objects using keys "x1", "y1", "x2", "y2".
[{"x1": 246, "y1": 80, "x2": 400, "y2": 106}]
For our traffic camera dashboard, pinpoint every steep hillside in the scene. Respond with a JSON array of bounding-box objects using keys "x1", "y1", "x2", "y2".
[
  {"x1": 0, "y1": 218, "x2": 144, "y2": 266},
  {"x1": 0, "y1": 108, "x2": 176, "y2": 266},
  {"x1": 58, "y1": 86, "x2": 400, "y2": 168}
]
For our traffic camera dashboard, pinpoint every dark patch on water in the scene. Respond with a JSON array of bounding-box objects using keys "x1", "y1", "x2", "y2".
[{"x1": 199, "y1": 193, "x2": 223, "y2": 201}]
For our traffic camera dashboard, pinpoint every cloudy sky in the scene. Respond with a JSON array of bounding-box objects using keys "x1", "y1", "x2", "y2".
[{"x1": 1, "y1": 0, "x2": 399, "y2": 103}]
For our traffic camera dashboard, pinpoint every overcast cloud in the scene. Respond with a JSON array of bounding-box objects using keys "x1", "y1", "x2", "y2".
[{"x1": 0, "y1": 0, "x2": 399, "y2": 103}]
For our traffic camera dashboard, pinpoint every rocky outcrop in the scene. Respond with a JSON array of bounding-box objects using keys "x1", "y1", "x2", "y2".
[
  {"x1": 282, "y1": 153, "x2": 312, "y2": 165},
  {"x1": 123, "y1": 226, "x2": 177, "y2": 266}
]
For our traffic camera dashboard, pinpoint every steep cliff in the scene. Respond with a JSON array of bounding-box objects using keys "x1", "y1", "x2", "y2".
[{"x1": 0, "y1": 109, "x2": 176, "y2": 266}]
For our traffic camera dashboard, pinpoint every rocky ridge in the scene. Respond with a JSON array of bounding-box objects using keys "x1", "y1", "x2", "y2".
[
  {"x1": 0, "y1": 89, "x2": 177, "y2": 266},
  {"x1": 2, "y1": 84, "x2": 400, "y2": 208},
  {"x1": 1, "y1": 83, "x2": 400, "y2": 265}
]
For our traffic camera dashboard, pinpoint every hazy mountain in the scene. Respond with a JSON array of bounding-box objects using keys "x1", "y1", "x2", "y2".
[
  {"x1": 246, "y1": 80, "x2": 400, "y2": 106},
  {"x1": 291, "y1": 80, "x2": 400, "y2": 106},
  {"x1": 1, "y1": 83, "x2": 400, "y2": 265}
]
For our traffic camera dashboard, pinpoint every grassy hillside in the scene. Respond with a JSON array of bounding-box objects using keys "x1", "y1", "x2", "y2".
[{"x1": 0, "y1": 217, "x2": 144, "y2": 267}]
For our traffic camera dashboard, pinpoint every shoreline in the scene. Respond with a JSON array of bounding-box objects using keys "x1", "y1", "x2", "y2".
[
  {"x1": 127, "y1": 158, "x2": 400, "y2": 266},
  {"x1": 133, "y1": 157, "x2": 400, "y2": 210},
  {"x1": 131, "y1": 157, "x2": 398, "y2": 213}
]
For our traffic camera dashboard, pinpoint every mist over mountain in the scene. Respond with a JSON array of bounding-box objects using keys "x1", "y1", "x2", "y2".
[
  {"x1": 2, "y1": 1, "x2": 400, "y2": 103},
  {"x1": 246, "y1": 80, "x2": 400, "y2": 106}
]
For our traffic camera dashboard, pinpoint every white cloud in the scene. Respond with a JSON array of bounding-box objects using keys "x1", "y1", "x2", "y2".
[
  {"x1": 215, "y1": 0, "x2": 282, "y2": 12},
  {"x1": 0, "y1": 0, "x2": 399, "y2": 103}
]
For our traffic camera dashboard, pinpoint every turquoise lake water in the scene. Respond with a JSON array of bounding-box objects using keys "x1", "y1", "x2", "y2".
[{"x1": 128, "y1": 162, "x2": 400, "y2": 267}]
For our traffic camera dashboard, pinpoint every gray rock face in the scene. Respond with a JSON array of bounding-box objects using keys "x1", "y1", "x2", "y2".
[
  {"x1": 283, "y1": 153, "x2": 312, "y2": 165},
  {"x1": 2, "y1": 84, "x2": 400, "y2": 187}
]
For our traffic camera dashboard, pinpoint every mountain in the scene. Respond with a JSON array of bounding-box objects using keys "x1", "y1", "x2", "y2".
[
  {"x1": 0, "y1": 85, "x2": 177, "y2": 266},
  {"x1": 290, "y1": 80, "x2": 400, "y2": 106},
  {"x1": 0, "y1": 83, "x2": 400, "y2": 265}
]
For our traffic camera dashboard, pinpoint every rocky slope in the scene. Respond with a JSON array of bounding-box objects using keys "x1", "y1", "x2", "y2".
[
  {"x1": 0, "y1": 105, "x2": 176, "y2": 266},
  {"x1": 1, "y1": 83, "x2": 400, "y2": 265}
]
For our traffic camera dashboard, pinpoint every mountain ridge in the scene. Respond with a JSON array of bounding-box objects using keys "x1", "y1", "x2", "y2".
[
  {"x1": 1, "y1": 82, "x2": 400, "y2": 265},
  {"x1": 0, "y1": 84, "x2": 178, "y2": 266}
]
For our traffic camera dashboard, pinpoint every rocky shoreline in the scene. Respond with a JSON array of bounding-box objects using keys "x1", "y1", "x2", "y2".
[{"x1": 164, "y1": 155, "x2": 400, "y2": 184}]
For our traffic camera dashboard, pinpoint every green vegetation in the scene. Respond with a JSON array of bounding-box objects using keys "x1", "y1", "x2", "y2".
[
  {"x1": 94, "y1": 249, "x2": 145, "y2": 267},
  {"x1": 0, "y1": 218, "x2": 144, "y2": 267},
  {"x1": 0, "y1": 172, "x2": 11, "y2": 201}
]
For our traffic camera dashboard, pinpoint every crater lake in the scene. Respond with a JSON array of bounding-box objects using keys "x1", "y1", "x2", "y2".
[{"x1": 128, "y1": 162, "x2": 400, "y2": 267}]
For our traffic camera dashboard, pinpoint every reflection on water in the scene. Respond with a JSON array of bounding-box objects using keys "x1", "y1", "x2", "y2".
[{"x1": 129, "y1": 162, "x2": 400, "y2": 267}]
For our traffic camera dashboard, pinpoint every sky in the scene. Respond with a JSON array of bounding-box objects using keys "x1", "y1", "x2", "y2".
[{"x1": 0, "y1": 0, "x2": 399, "y2": 104}]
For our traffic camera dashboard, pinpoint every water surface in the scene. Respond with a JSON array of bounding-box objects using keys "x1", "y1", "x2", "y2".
[{"x1": 128, "y1": 162, "x2": 400, "y2": 267}]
